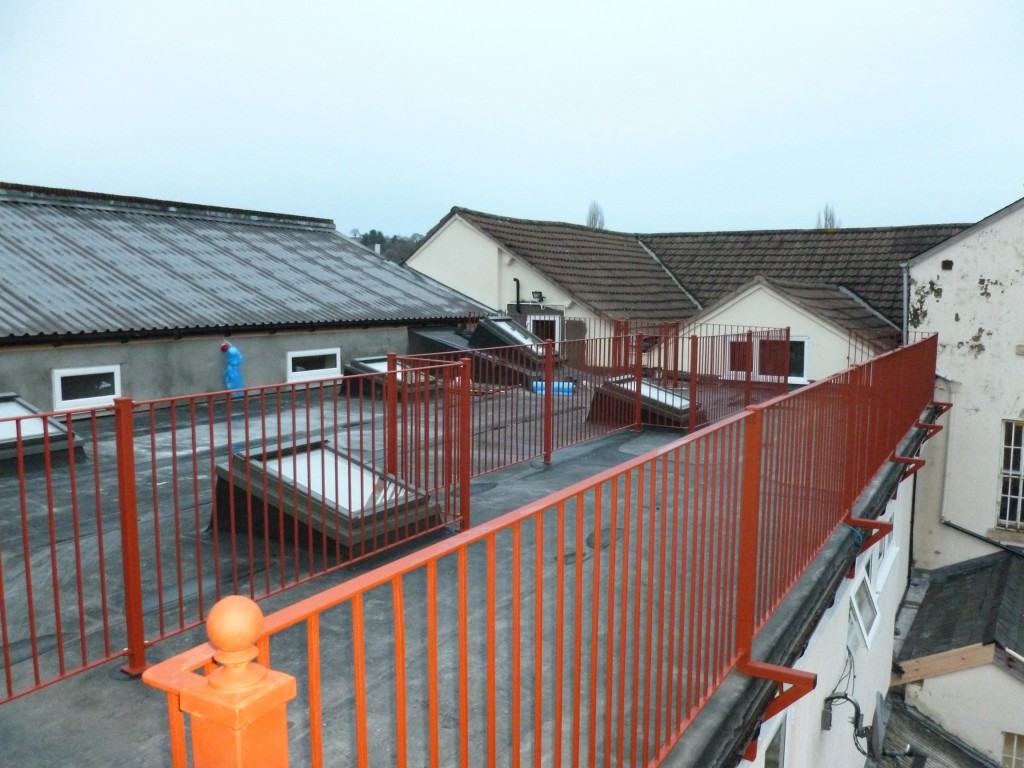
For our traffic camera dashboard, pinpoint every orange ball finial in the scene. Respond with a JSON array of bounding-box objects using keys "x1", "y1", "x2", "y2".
[{"x1": 206, "y1": 596, "x2": 267, "y2": 691}]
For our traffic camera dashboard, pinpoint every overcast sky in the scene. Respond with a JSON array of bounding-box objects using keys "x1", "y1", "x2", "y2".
[{"x1": 2, "y1": 1, "x2": 1022, "y2": 236}]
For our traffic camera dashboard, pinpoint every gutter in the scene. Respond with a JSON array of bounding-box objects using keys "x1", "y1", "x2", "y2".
[
  {"x1": 941, "y1": 519, "x2": 1024, "y2": 558},
  {"x1": 2, "y1": 317, "x2": 488, "y2": 348},
  {"x1": 663, "y1": 405, "x2": 943, "y2": 768}
]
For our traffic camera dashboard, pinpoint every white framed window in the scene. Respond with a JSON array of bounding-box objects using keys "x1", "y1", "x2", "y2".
[
  {"x1": 999, "y1": 420, "x2": 1024, "y2": 529},
  {"x1": 527, "y1": 314, "x2": 563, "y2": 349},
  {"x1": 287, "y1": 348, "x2": 341, "y2": 383},
  {"x1": 742, "y1": 712, "x2": 787, "y2": 766},
  {"x1": 873, "y1": 509, "x2": 897, "y2": 593},
  {"x1": 850, "y1": 572, "x2": 880, "y2": 646},
  {"x1": 758, "y1": 336, "x2": 808, "y2": 384},
  {"x1": 52, "y1": 365, "x2": 121, "y2": 410},
  {"x1": 762, "y1": 713, "x2": 787, "y2": 768},
  {"x1": 1003, "y1": 731, "x2": 1024, "y2": 768}
]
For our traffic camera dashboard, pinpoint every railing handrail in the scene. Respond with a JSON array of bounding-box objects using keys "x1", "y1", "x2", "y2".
[
  {"x1": 145, "y1": 337, "x2": 933, "y2": 680},
  {"x1": 129, "y1": 360, "x2": 466, "y2": 408}
]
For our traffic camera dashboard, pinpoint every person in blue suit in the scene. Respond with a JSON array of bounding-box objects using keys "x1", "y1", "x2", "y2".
[{"x1": 221, "y1": 341, "x2": 244, "y2": 394}]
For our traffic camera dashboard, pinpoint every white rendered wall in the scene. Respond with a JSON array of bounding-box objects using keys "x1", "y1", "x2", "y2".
[
  {"x1": 407, "y1": 217, "x2": 601, "y2": 328},
  {"x1": 406, "y1": 217, "x2": 502, "y2": 308},
  {"x1": 695, "y1": 284, "x2": 857, "y2": 382},
  {"x1": 742, "y1": 474, "x2": 913, "y2": 768},
  {"x1": 905, "y1": 664, "x2": 1024, "y2": 764},
  {"x1": 909, "y1": 202, "x2": 1024, "y2": 566}
]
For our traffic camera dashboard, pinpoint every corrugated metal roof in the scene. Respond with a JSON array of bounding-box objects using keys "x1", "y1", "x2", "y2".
[{"x1": 0, "y1": 185, "x2": 489, "y2": 341}]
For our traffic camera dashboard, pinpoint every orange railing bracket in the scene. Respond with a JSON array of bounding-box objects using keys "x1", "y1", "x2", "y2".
[
  {"x1": 847, "y1": 517, "x2": 895, "y2": 554},
  {"x1": 738, "y1": 657, "x2": 816, "y2": 761},
  {"x1": 892, "y1": 453, "x2": 926, "y2": 480}
]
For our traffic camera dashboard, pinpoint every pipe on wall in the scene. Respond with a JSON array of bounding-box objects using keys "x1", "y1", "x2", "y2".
[{"x1": 900, "y1": 261, "x2": 910, "y2": 345}]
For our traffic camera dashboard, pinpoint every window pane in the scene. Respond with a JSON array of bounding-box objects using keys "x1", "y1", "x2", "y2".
[
  {"x1": 1003, "y1": 731, "x2": 1024, "y2": 768},
  {"x1": 764, "y1": 720, "x2": 786, "y2": 768},
  {"x1": 729, "y1": 341, "x2": 751, "y2": 372},
  {"x1": 855, "y1": 579, "x2": 878, "y2": 635},
  {"x1": 291, "y1": 353, "x2": 337, "y2": 373},
  {"x1": 1000, "y1": 421, "x2": 1024, "y2": 528},
  {"x1": 789, "y1": 341, "x2": 805, "y2": 378},
  {"x1": 60, "y1": 371, "x2": 116, "y2": 402},
  {"x1": 530, "y1": 319, "x2": 557, "y2": 341},
  {"x1": 758, "y1": 340, "x2": 788, "y2": 377}
]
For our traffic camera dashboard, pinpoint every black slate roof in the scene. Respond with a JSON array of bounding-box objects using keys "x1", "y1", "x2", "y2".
[
  {"x1": 0, "y1": 183, "x2": 489, "y2": 342},
  {"x1": 897, "y1": 552, "x2": 1024, "y2": 661}
]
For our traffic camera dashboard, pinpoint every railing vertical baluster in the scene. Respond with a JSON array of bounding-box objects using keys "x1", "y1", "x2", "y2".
[
  {"x1": 735, "y1": 407, "x2": 763, "y2": 662},
  {"x1": 386, "y1": 353, "x2": 399, "y2": 477},
  {"x1": 427, "y1": 561, "x2": 440, "y2": 768},
  {"x1": 458, "y1": 547, "x2": 470, "y2": 768},
  {"x1": 543, "y1": 339, "x2": 554, "y2": 465},
  {"x1": 114, "y1": 396, "x2": 147, "y2": 675},
  {"x1": 633, "y1": 334, "x2": 644, "y2": 432},
  {"x1": 689, "y1": 335, "x2": 699, "y2": 432},
  {"x1": 511, "y1": 524, "x2": 522, "y2": 768},
  {"x1": 459, "y1": 357, "x2": 472, "y2": 532},
  {"x1": 392, "y1": 577, "x2": 408, "y2": 768},
  {"x1": 744, "y1": 330, "x2": 753, "y2": 407},
  {"x1": 308, "y1": 614, "x2": 323, "y2": 767}
]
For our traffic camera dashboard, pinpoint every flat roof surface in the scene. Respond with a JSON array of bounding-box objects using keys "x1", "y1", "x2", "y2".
[{"x1": 0, "y1": 427, "x2": 684, "y2": 767}]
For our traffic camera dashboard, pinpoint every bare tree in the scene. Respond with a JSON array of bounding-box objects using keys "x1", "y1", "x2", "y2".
[
  {"x1": 816, "y1": 203, "x2": 840, "y2": 230},
  {"x1": 586, "y1": 200, "x2": 605, "y2": 229}
]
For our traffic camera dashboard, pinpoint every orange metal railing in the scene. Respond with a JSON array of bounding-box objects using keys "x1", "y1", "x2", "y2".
[
  {"x1": 143, "y1": 335, "x2": 941, "y2": 767},
  {"x1": 0, "y1": 358, "x2": 472, "y2": 702}
]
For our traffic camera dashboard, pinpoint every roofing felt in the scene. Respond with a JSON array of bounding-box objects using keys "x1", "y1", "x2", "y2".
[
  {"x1": 641, "y1": 225, "x2": 970, "y2": 325},
  {"x1": 897, "y1": 551, "x2": 1024, "y2": 661},
  {"x1": 442, "y1": 208, "x2": 698, "y2": 322},
  {"x1": 0, "y1": 185, "x2": 489, "y2": 341}
]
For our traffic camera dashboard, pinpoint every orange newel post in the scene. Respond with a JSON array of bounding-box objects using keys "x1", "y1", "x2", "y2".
[{"x1": 180, "y1": 596, "x2": 297, "y2": 768}]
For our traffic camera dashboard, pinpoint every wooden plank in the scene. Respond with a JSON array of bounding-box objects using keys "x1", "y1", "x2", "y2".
[{"x1": 891, "y1": 643, "x2": 994, "y2": 686}]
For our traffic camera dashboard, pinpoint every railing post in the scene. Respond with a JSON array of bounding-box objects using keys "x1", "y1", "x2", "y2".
[
  {"x1": 689, "y1": 335, "x2": 699, "y2": 433},
  {"x1": 459, "y1": 357, "x2": 472, "y2": 532},
  {"x1": 543, "y1": 339, "x2": 554, "y2": 464},
  {"x1": 735, "y1": 407, "x2": 764, "y2": 661},
  {"x1": 179, "y1": 596, "x2": 296, "y2": 768},
  {"x1": 114, "y1": 396, "x2": 147, "y2": 675},
  {"x1": 385, "y1": 353, "x2": 398, "y2": 477},
  {"x1": 744, "y1": 330, "x2": 753, "y2": 407},
  {"x1": 633, "y1": 333, "x2": 644, "y2": 432},
  {"x1": 443, "y1": 366, "x2": 455, "y2": 497},
  {"x1": 667, "y1": 321, "x2": 681, "y2": 386}
]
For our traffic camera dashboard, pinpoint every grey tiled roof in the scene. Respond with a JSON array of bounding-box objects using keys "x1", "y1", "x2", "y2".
[
  {"x1": 414, "y1": 207, "x2": 968, "y2": 327},
  {"x1": 0, "y1": 184, "x2": 489, "y2": 341},
  {"x1": 897, "y1": 552, "x2": 1024, "y2": 660},
  {"x1": 715, "y1": 277, "x2": 898, "y2": 333},
  {"x1": 641, "y1": 225, "x2": 969, "y2": 324},
  {"x1": 442, "y1": 208, "x2": 699, "y2": 321}
]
